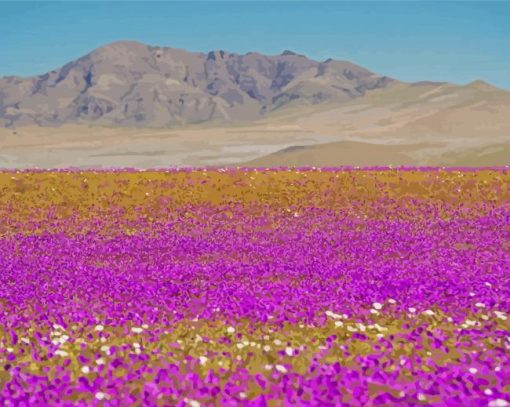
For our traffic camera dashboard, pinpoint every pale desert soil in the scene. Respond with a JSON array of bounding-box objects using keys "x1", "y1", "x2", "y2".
[{"x1": 1, "y1": 82, "x2": 509, "y2": 168}]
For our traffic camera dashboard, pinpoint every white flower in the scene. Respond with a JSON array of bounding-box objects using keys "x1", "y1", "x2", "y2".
[
  {"x1": 388, "y1": 298, "x2": 397, "y2": 304},
  {"x1": 274, "y1": 339, "x2": 282, "y2": 346},
  {"x1": 81, "y1": 366, "x2": 90, "y2": 374},
  {"x1": 325, "y1": 310, "x2": 342, "y2": 319},
  {"x1": 285, "y1": 347, "x2": 294, "y2": 356},
  {"x1": 495, "y1": 311, "x2": 507, "y2": 321},
  {"x1": 263, "y1": 345, "x2": 271, "y2": 352},
  {"x1": 417, "y1": 394, "x2": 426, "y2": 401},
  {"x1": 55, "y1": 350, "x2": 69, "y2": 357},
  {"x1": 408, "y1": 307, "x2": 417, "y2": 313},
  {"x1": 199, "y1": 356, "x2": 208, "y2": 365},
  {"x1": 334, "y1": 321, "x2": 344, "y2": 327},
  {"x1": 485, "y1": 389, "x2": 494, "y2": 396},
  {"x1": 372, "y1": 302, "x2": 383, "y2": 310},
  {"x1": 275, "y1": 364, "x2": 288, "y2": 373},
  {"x1": 131, "y1": 327, "x2": 143, "y2": 334},
  {"x1": 488, "y1": 399, "x2": 509, "y2": 407},
  {"x1": 95, "y1": 325, "x2": 104, "y2": 332},
  {"x1": 227, "y1": 326, "x2": 236, "y2": 334},
  {"x1": 264, "y1": 364, "x2": 273, "y2": 370},
  {"x1": 96, "y1": 358, "x2": 105, "y2": 365},
  {"x1": 475, "y1": 302, "x2": 485, "y2": 308},
  {"x1": 423, "y1": 309, "x2": 435, "y2": 316},
  {"x1": 95, "y1": 392, "x2": 106, "y2": 400},
  {"x1": 469, "y1": 367, "x2": 478, "y2": 374}
]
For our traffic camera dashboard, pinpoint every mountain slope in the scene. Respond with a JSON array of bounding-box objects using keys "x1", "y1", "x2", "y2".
[
  {"x1": 286, "y1": 81, "x2": 510, "y2": 141},
  {"x1": 0, "y1": 41, "x2": 394, "y2": 127},
  {"x1": 242, "y1": 80, "x2": 510, "y2": 167},
  {"x1": 243, "y1": 140, "x2": 510, "y2": 167}
]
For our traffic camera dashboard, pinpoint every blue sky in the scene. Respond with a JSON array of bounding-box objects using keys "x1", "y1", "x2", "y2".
[{"x1": 1, "y1": 1, "x2": 509, "y2": 88}]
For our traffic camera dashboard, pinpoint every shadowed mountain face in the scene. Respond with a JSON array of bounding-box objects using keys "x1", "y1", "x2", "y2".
[{"x1": 0, "y1": 41, "x2": 394, "y2": 127}]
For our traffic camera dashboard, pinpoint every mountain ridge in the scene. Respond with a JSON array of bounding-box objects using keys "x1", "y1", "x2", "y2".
[{"x1": 0, "y1": 40, "x2": 398, "y2": 128}]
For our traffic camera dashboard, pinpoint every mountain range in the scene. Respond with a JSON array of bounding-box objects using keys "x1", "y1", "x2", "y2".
[
  {"x1": 0, "y1": 40, "x2": 394, "y2": 127},
  {"x1": 0, "y1": 41, "x2": 509, "y2": 168}
]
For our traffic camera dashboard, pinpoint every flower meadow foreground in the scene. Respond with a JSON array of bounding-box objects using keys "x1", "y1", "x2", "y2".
[{"x1": 0, "y1": 168, "x2": 509, "y2": 406}]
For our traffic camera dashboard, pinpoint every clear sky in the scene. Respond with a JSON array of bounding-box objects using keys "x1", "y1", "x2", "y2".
[{"x1": 1, "y1": 1, "x2": 509, "y2": 89}]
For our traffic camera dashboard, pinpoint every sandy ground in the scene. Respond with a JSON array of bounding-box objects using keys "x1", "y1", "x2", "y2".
[
  {"x1": 245, "y1": 140, "x2": 510, "y2": 167},
  {"x1": 1, "y1": 82, "x2": 509, "y2": 168},
  {"x1": 0, "y1": 124, "x2": 340, "y2": 168}
]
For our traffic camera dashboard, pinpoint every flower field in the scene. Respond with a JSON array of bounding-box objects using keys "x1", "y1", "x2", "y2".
[{"x1": 0, "y1": 168, "x2": 509, "y2": 406}]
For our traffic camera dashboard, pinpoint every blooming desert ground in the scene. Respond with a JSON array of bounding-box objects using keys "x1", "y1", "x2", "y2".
[{"x1": 0, "y1": 168, "x2": 509, "y2": 406}]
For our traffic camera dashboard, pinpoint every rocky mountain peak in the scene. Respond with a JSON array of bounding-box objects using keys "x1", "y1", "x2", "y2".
[{"x1": 0, "y1": 41, "x2": 397, "y2": 127}]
